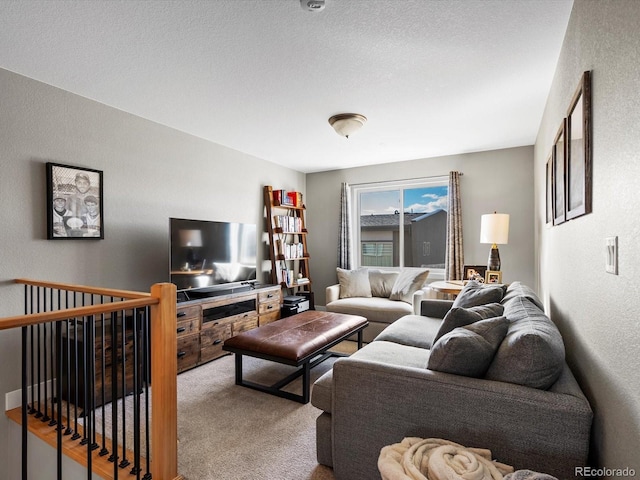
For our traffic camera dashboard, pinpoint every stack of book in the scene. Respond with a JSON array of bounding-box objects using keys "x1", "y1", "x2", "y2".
[{"x1": 273, "y1": 189, "x2": 303, "y2": 207}]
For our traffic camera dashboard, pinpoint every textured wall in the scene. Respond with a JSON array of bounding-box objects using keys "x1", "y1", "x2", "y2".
[
  {"x1": 0, "y1": 68, "x2": 305, "y2": 478},
  {"x1": 534, "y1": 0, "x2": 640, "y2": 474},
  {"x1": 306, "y1": 146, "x2": 535, "y2": 306}
]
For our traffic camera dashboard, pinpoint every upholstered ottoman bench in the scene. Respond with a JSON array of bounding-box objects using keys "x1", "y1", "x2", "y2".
[{"x1": 223, "y1": 310, "x2": 368, "y2": 403}]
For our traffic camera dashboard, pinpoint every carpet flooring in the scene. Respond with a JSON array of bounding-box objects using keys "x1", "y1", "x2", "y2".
[{"x1": 174, "y1": 343, "x2": 356, "y2": 480}]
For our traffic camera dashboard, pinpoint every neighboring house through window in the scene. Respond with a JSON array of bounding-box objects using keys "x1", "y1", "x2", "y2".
[{"x1": 352, "y1": 177, "x2": 448, "y2": 275}]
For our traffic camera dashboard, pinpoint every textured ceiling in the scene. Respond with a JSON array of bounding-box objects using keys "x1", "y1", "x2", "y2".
[{"x1": 0, "y1": 0, "x2": 573, "y2": 173}]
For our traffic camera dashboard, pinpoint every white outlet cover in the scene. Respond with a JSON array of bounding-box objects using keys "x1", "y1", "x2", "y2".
[{"x1": 605, "y1": 236, "x2": 618, "y2": 275}]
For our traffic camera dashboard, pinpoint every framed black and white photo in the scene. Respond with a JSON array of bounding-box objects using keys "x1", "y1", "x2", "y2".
[
  {"x1": 566, "y1": 70, "x2": 592, "y2": 221},
  {"x1": 552, "y1": 119, "x2": 566, "y2": 226},
  {"x1": 46, "y1": 162, "x2": 104, "y2": 239}
]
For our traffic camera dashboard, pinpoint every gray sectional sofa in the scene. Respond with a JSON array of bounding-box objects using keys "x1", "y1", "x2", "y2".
[{"x1": 311, "y1": 281, "x2": 593, "y2": 480}]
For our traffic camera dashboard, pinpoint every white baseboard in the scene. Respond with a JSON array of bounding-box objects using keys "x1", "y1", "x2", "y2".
[{"x1": 5, "y1": 379, "x2": 56, "y2": 411}]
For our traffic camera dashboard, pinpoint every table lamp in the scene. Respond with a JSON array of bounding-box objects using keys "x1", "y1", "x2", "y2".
[{"x1": 480, "y1": 212, "x2": 509, "y2": 271}]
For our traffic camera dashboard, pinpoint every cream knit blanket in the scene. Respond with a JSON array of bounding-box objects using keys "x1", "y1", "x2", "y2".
[{"x1": 378, "y1": 437, "x2": 515, "y2": 480}]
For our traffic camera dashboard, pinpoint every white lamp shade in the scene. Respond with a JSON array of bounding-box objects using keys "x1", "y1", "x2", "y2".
[
  {"x1": 480, "y1": 213, "x2": 509, "y2": 245},
  {"x1": 179, "y1": 229, "x2": 203, "y2": 247}
]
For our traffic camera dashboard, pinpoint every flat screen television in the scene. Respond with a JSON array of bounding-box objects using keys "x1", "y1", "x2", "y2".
[{"x1": 169, "y1": 218, "x2": 257, "y2": 294}]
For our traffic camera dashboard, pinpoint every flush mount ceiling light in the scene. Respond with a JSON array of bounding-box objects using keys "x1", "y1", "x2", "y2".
[{"x1": 328, "y1": 113, "x2": 367, "y2": 138}]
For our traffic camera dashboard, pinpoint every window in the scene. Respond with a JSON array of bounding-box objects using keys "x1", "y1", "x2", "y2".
[{"x1": 353, "y1": 178, "x2": 448, "y2": 272}]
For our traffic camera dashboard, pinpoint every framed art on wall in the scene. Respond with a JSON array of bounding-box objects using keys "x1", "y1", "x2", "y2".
[
  {"x1": 546, "y1": 153, "x2": 553, "y2": 225},
  {"x1": 552, "y1": 119, "x2": 566, "y2": 226},
  {"x1": 566, "y1": 70, "x2": 592, "y2": 221},
  {"x1": 46, "y1": 162, "x2": 104, "y2": 239}
]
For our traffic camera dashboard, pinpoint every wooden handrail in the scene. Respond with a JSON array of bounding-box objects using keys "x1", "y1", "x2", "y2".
[
  {"x1": 0, "y1": 297, "x2": 158, "y2": 331},
  {"x1": 15, "y1": 278, "x2": 152, "y2": 299}
]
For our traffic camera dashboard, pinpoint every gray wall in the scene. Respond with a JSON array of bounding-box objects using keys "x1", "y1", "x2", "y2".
[
  {"x1": 306, "y1": 146, "x2": 535, "y2": 306},
  {"x1": 534, "y1": 0, "x2": 640, "y2": 474},
  {"x1": 0, "y1": 67, "x2": 305, "y2": 478}
]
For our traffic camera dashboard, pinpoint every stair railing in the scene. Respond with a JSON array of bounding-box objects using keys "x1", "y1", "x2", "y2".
[{"x1": 1, "y1": 279, "x2": 181, "y2": 480}]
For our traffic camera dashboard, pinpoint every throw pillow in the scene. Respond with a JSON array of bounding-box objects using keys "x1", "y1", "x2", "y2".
[
  {"x1": 485, "y1": 297, "x2": 565, "y2": 389},
  {"x1": 368, "y1": 270, "x2": 399, "y2": 298},
  {"x1": 452, "y1": 280, "x2": 506, "y2": 308},
  {"x1": 336, "y1": 267, "x2": 372, "y2": 299},
  {"x1": 433, "y1": 303, "x2": 504, "y2": 344},
  {"x1": 389, "y1": 268, "x2": 430, "y2": 304},
  {"x1": 428, "y1": 316, "x2": 509, "y2": 377}
]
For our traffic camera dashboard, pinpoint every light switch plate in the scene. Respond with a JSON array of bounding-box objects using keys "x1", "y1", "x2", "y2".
[{"x1": 605, "y1": 236, "x2": 618, "y2": 275}]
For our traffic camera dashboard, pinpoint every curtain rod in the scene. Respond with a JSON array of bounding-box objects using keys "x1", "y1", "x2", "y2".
[{"x1": 349, "y1": 172, "x2": 462, "y2": 188}]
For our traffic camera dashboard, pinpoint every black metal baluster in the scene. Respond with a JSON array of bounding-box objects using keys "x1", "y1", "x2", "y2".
[
  {"x1": 90, "y1": 311, "x2": 99, "y2": 451},
  {"x1": 35, "y1": 287, "x2": 42, "y2": 418},
  {"x1": 22, "y1": 285, "x2": 29, "y2": 480},
  {"x1": 109, "y1": 310, "x2": 119, "y2": 480},
  {"x1": 64, "y1": 289, "x2": 73, "y2": 436},
  {"x1": 99, "y1": 299, "x2": 109, "y2": 457},
  {"x1": 49, "y1": 289, "x2": 57, "y2": 427},
  {"x1": 130, "y1": 308, "x2": 141, "y2": 478},
  {"x1": 56, "y1": 319, "x2": 63, "y2": 480},
  {"x1": 85, "y1": 314, "x2": 93, "y2": 480},
  {"x1": 142, "y1": 305, "x2": 152, "y2": 480},
  {"x1": 28, "y1": 285, "x2": 36, "y2": 415},
  {"x1": 42, "y1": 289, "x2": 51, "y2": 423},
  {"x1": 119, "y1": 308, "x2": 130, "y2": 469},
  {"x1": 71, "y1": 291, "x2": 80, "y2": 440}
]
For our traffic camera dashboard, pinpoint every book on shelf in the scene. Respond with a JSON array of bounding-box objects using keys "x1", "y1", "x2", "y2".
[{"x1": 273, "y1": 189, "x2": 303, "y2": 208}]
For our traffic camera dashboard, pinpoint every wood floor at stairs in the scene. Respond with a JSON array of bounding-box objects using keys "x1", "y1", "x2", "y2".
[{"x1": 6, "y1": 406, "x2": 152, "y2": 480}]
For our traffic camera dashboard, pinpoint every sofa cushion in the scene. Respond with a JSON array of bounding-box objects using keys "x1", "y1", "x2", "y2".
[
  {"x1": 428, "y1": 316, "x2": 509, "y2": 377},
  {"x1": 433, "y1": 303, "x2": 504, "y2": 344},
  {"x1": 373, "y1": 314, "x2": 443, "y2": 349},
  {"x1": 369, "y1": 270, "x2": 399, "y2": 298},
  {"x1": 337, "y1": 267, "x2": 372, "y2": 299},
  {"x1": 311, "y1": 369, "x2": 334, "y2": 413},
  {"x1": 389, "y1": 268, "x2": 430, "y2": 304},
  {"x1": 452, "y1": 280, "x2": 506, "y2": 308},
  {"x1": 502, "y1": 281, "x2": 545, "y2": 311},
  {"x1": 326, "y1": 297, "x2": 413, "y2": 325},
  {"x1": 485, "y1": 296, "x2": 565, "y2": 389}
]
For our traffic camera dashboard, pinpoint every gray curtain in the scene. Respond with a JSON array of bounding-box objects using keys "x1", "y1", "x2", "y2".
[
  {"x1": 445, "y1": 171, "x2": 464, "y2": 280},
  {"x1": 338, "y1": 182, "x2": 352, "y2": 269}
]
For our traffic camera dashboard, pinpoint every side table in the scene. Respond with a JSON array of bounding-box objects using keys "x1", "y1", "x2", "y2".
[{"x1": 428, "y1": 280, "x2": 466, "y2": 298}]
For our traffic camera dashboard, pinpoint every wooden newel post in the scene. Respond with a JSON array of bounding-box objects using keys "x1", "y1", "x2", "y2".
[{"x1": 150, "y1": 282, "x2": 181, "y2": 479}]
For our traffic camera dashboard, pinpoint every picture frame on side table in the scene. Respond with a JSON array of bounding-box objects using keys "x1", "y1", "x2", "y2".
[
  {"x1": 486, "y1": 271, "x2": 502, "y2": 284},
  {"x1": 46, "y1": 162, "x2": 104, "y2": 239},
  {"x1": 552, "y1": 119, "x2": 566, "y2": 226},
  {"x1": 463, "y1": 265, "x2": 487, "y2": 283},
  {"x1": 566, "y1": 70, "x2": 592, "y2": 221}
]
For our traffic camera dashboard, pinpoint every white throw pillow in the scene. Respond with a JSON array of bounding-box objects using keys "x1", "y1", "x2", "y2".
[
  {"x1": 337, "y1": 267, "x2": 372, "y2": 299},
  {"x1": 389, "y1": 268, "x2": 429, "y2": 304},
  {"x1": 368, "y1": 270, "x2": 399, "y2": 298}
]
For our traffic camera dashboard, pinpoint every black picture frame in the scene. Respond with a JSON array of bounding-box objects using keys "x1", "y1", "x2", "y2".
[
  {"x1": 552, "y1": 119, "x2": 566, "y2": 226},
  {"x1": 566, "y1": 70, "x2": 592, "y2": 221},
  {"x1": 46, "y1": 162, "x2": 104, "y2": 239},
  {"x1": 546, "y1": 153, "x2": 553, "y2": 225},
  {"x1": 462, "y1": 265, "x2": 487, "y2": 282}
]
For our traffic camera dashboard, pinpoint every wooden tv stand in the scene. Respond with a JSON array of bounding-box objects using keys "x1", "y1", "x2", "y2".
[{"x1": 175, "y1": 284, "x2": 282, "y2": 373}]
